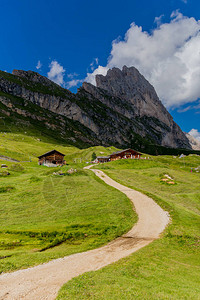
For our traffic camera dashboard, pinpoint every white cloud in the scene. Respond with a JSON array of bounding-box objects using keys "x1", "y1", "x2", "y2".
[
  {"x1": 193, "y1": 101, "x2": 200, "y2": 110},
  {"x1": 188, "y1": 129, "x2": 200, "y2": 141},
  {"x1": 47, "y1": 61, "x2": 82, "y2": 88},
  {"x1": 65, "y1": 72, "x2": 83, "y2": 88},
  {"x1": 154, "y1": 14, "x2": 164, "y2": 27},
  {"x1": 181, "y1": 0, "x2": 187, "y2": 4},
  {"x1": 86, "y1": 11, "x2": 200, "y2": 108},
  {"x1": 47, "y1": 60, "x2": 65, "y2": 86},
  {"x1": 36, "y1": 60, "x2": 42, "y2": 70},
  {"x1": 66, "y1": 79, "x2": 83, "y2": 89},
  {"x1": 85, "y1": 65, "x2": 109, "y2": 85},
  {"x1": 177, "y1": 105, "x2": 192, "y2": 113},
  {"x1": 67, "y1": 72, "x2": 79, "y2": 79},
  {"x1": 63, "y1": 58, "x2": 100, "y2": 88},
  {"x1": 89, "y1": 57, "x2": 99, "y2": 71}
]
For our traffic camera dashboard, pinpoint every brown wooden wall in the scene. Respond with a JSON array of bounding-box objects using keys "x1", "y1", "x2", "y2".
[
  {"x1": 38, "y1": 152, "x2": 65, "y2": 165},
  {"x1": 110, "y1": 150, "x2": 141, "y2": 161}
]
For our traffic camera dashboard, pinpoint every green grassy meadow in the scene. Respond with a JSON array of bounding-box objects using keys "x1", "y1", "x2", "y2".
[
  {"x1": 1, "y1": 131, "x2": 200, "y2": 299},
  {"x1": 0, "y1": 132, "x2": 136, "y2": 273},
  {"x1": 57, "y1": 156, "x2": 200, "y2": 299}
]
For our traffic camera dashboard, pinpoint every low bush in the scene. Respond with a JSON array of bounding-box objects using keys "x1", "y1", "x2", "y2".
[
  {"x1": 0, "y1": 186, "x2": 15, "y2": 193},
  {"x1": 8, "y1": 164, "x2": 24, "y2": 172},
  {"x1": 0, "y1": 170, "x2": 10, "y2": 177},
  {"x1": 29, "y1": 176, "x2": 41, "y2": 182}
]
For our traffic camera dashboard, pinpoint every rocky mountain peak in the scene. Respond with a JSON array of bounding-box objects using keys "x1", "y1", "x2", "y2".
[
  {"x1": 82, "y1": 65, "x2": 191, "y2": 149},
  {"x1": 95, "y1": 65, "x2": 158, "y2": 102},
  {"x1": 84, "y1": 66, "x2": 170, "y2": 122}
]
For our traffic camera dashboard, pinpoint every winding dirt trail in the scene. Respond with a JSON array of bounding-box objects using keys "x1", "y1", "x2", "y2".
[{"x1": 0, "y1": 167, "x2": 169, "y2": 300}]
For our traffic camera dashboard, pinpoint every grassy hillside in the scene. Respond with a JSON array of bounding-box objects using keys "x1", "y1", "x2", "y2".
[
  {"x1": 0, "y1": 132, "x2": 118, "y2": 162},
  {"x1": 0, "y1": 133, "x2": 136, "y2": 273},
  {"x1": 57, "y1": 155, "x2": 200, "y2": 299}
]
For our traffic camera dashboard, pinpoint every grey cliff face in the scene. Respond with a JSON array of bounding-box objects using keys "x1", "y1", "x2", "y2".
[
  {"x1": 0, "y1": 72, "x2": 99, "y2": 135},
  {"x1": 95, "y1": 66, "x2": 171, "y2": 122},
  {"x1": 83, "y1": 66, "x2": 190, "y2": 149},
  {"x1": 186, "y1": 133, "x2": 200, "y2": 150},
  {"x1": 0, "y1": 67, "x2": 191, "y2": 150}
]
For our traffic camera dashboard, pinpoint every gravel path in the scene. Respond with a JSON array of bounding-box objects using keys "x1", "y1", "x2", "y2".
[
  {"x1": 0, "y1": 156, "x2": 19, "y2": 163},
  {"x1": 0, "y1": 167, "x2": 169, "y2": 300}
]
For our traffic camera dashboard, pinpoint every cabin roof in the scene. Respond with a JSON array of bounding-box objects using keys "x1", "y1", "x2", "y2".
[
  {"x1": 110, "y1": 148, "x2": 142, "y2": 156},
  {"x1": 97, "y1": 156, "x2": 110, "y2": 159},
  {"x1": 38, "y1": 149, "x2": 65, "y2": 159}
]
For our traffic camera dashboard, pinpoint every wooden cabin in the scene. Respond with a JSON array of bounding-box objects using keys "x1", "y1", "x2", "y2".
[
  {"x1": 97, "y1": 156, "x2": 110, "y2": 163},
  {"x1": 38, "y1": 150, "x2": 66, "y2": 167},
  {"x1": 109, "y1": 148, "x2": 142, "y2": 161},
  {"x1": 95, "y1": 149, "x2": 142, "y2": 164}
]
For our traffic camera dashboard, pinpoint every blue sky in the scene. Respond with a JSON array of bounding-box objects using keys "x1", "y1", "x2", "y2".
[{"x1": 0, "y1": 0, "x2": 200, "y2": 139}]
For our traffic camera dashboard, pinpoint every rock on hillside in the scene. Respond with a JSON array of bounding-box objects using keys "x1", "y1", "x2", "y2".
[{"x1": 0, "y1": 66, "x2": 191, "y2": 150}]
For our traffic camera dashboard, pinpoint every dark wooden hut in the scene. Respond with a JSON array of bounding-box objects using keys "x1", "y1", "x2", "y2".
[
  {"x1": 38, "y1": 150, "x2": 66, "y2": 166},
  {"x1": 97, "y1": 156, "x2": 110, "y2": 163},
  {"x1": 109, "y1": 148, "x2": 142, "y2": 161}
]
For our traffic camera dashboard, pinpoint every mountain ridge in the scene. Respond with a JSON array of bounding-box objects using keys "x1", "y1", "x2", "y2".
[{"x1": 0, "y1": 66, "x2": 192, "y2": 152}]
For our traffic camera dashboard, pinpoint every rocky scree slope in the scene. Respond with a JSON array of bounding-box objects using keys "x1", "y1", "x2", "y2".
[{"x1": 0, "y1": 66, "x2": 191, "y2": 150}]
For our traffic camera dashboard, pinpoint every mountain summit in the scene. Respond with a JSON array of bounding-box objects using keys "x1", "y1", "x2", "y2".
[
  {"x1": 82, "y1": 66, "x2": 190, "y2": 149},
  {"x1": 0, "y1": 66, "x2": 191, "y2": 151}
]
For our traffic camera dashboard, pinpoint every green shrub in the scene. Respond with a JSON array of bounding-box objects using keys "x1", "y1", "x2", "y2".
[
  {"x1": 91, "y1": 152, "x2": 97, "y2": 160},
  {"x1": 8, "y1": 164, "x2": 24, "y2": 172},
  {"x1": 29, "y1": 176, "x2": 41, "y2": 182},
  {"x1": 0, "y1": 186, "x2": 14, "y2": 193},
  {"x1": 0, "y1": 170, "x2": 10, "y2": 177}
]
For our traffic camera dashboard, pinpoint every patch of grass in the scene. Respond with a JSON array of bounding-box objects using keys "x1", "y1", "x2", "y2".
[
  {"x1": 57, "y1": 155, "x2": 200, "y2": 299},
  {"x1": 0, "y1": 150, "x2": 136, "y2": 273}
]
